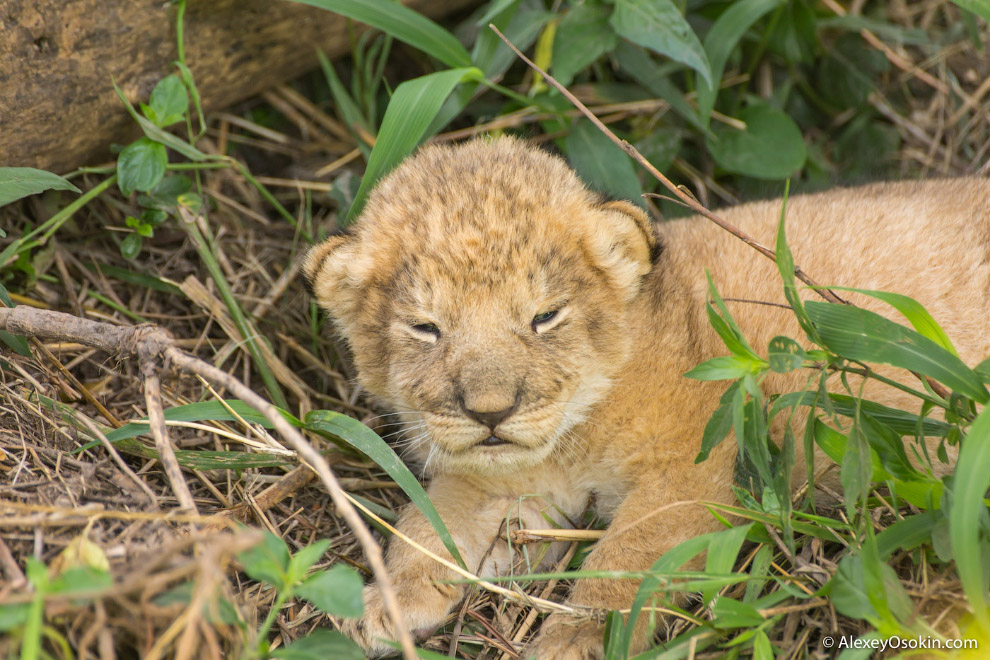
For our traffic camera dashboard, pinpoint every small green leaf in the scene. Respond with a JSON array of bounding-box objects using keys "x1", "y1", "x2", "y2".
[
  {"x1": 0, "y1": 167, "x2": 81, "y2": 207},
  {"x1": 685, "y1": 356, "x2": 756, "y2": 381},
  {"x1": 238, "y1": 532, "x2": 290, "y2": 589},
  {"x1": 48, "y1": 567, "x2": 112, "y2": 596},
  {"x1": 119, "y1": 233, "x2": 143, "y2": 260},
  {"x1": 296, "y1": 564, "x2": 365, "y2": 618},
  {"x1": 708, "y1": 102, "x2": 807, "y2": 179},
  {"x1": 147, "y1": 74, "x2": 188, "y2": 127},
  {"x1": 610, "y1": 0, "x2": 712, "y2": 87},
  {"x1": 117, "y1": 138, "x2": 167, "y2": 196},
  {"x1": 752, "y1": 630, "x2": 774, "y2": 659},
  {"x1": 806, "y1": 301, "x2": 989, "y2": 403},
  {"x1": 287, "y1": 539, "x2": 332, "y2": 584},
  {"x1": 552, "y1": 3, "x2": 618, "y2": 87},
  {"x1": 271, "y1": 629, "x2": 364, "y2": 660},
  {"x1": 0, "y1": 604, "x2": 30, "y2": 632},
  {"x1": 767, "y1": 336, "x2": 807, "y2": 373},
  {"x1": 697, "y1": 382, "x2": 740, "y2": 463},
  {"x1": 563, "y1": 118, "x2": 643, "y2": 207}
]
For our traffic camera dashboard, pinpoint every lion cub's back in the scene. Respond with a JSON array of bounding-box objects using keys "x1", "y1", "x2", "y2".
[{"x1": 671, "y1": 177, "x2": 990, "y2": 365}]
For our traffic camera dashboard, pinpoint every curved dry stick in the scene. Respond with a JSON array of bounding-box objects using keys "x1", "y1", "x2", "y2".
[
  {"x1": 0, "y1": 305, "x2": 417, "y2": 660},
  {"x1": 488, "y1": 24, "x2": 847, "y2": 307}
]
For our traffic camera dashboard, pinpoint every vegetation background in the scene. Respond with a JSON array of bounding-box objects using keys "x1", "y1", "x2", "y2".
[{"x1": 1, "y1": 0, "x2": 989, "y2": 658}]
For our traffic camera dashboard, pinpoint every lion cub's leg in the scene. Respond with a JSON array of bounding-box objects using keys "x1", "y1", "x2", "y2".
[
  {"x1": 341, "y1": 473, "x2": 586, "y2": 658},
  {"x1": 524, "y1": 445, "x2": 737, "y2": 660}
]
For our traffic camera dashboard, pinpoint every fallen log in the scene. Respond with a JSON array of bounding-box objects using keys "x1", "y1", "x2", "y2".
[{"x1": 0, "y1": 0, "x2": 478, "y2": 173}]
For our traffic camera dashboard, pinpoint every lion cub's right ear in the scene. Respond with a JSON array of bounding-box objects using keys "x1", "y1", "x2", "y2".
[{"x1": 303, "y1": 231, "x2": 374, "y2": 323}]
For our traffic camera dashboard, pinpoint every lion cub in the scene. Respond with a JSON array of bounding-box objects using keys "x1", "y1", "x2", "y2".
[{"x1": 304, "y1": 137, "x2": 990, "y2": 659}]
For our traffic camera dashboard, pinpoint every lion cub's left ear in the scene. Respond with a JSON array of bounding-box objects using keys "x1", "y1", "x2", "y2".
[{"x1": 587, "y1": 200, "x2": 658, "y2": 298}]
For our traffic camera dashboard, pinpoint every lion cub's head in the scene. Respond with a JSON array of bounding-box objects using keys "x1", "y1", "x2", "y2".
[{"x1": 305, "y1": 137, "x2": 657, "y2": 475}]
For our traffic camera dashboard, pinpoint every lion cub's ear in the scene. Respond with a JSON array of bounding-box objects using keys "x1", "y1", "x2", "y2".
[
  {"x1": 586, "y1": 200, "x2": 658, "y2": 298},
  {"x1": 303, "y1": 231, "x2": 374, "y2": 323}
]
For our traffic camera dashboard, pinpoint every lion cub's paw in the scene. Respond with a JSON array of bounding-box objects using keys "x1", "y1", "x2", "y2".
[
  {"x1": 337, "y1": 582, "x2": 457, "y2": 658},
  {"x1": 522, "y1": 615, "x2": 605, "y2": 660}
]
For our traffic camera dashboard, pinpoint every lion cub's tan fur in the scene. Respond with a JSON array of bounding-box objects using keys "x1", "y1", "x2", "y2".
[{"x1": 305, "y1": 137, "x2": 990, "y2": 659}]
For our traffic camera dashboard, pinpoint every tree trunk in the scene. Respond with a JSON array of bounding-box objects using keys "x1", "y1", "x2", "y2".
[{"x1": 0, "y1": 0, "x2": 478, "y2": 173}]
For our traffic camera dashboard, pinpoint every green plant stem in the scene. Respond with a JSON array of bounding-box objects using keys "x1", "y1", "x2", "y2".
[
  {"x1": 178, "y1": 212, "x2": 290, "y2": 410},
  {"x1": 253, "y1": 588, "x2": 292, "y2": 659},
  {"x1": 833, "y1": 364, "x2": 946, "y2": 410}
]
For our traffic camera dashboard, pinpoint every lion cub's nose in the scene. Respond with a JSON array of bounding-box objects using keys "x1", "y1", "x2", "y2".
[{"x1": 461, "y1": 393, "x2": 520, "y2": 430}]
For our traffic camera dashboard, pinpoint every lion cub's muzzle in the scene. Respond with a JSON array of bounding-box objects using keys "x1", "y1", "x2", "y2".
[{"x1": 459, "y1": 390, "x2": 521, "y2": 447}]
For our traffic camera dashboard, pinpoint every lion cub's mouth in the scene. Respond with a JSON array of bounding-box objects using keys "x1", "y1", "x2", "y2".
[{"x1": 479, "y1": 435, "x2": 510, "y2": 447}]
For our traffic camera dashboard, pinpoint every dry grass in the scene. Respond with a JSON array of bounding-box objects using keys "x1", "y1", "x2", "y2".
[{"x1": 1, "y1": 3, "x2": 988, "y2": 658}]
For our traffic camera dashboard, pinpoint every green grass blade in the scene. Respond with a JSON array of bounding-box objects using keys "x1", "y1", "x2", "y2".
[
  {"x1": 805, "y1": 301, "x2": 989, "y2": 403},
  {"x1": 775, "y1": 181, "x2": 821, "y2": 345},
  {"x1": 951, "y1": 0, "x2": 990, "y2": 21},
  {"x1": 305, "y1": 410, "x2": 467, "y2": 569},
  {"x1": 823, "y1": 286, "x2": 959, "y2": 357},
  {"x1": 949, "y1": 404, "x2": 990, "y2": 634},
  {"x1": 696, "y1": 0, "x2": 782, "y2": 125},
  {"x1": 286, "y1": 0, "x2": 471, "y2": 68},
  {"x1": 346, "y1": 67, "x2": 482, "y2": 222}
]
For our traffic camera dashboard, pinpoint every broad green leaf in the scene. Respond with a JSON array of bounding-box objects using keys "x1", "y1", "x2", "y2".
[
  {"x1": 824, "y1": 287, "x2": 959, "y2": 357},
  {"x1": 48, "y1": 567, "x2": 112, "y2": 596},
  {"x1": 876, "y1": 513, "x2": 936, "y2": 560},
  {"x1": 702, "y1": 523, "x2": 752, "y2": 606},
  {"x1": 117, "y1": 138, "x2": 167, "y2": 196},
  {"x1": 0, "y1": 167, "x2": 81, "y2": 207},
  {"x1": 696, "y1": 382, "x2": 740, "y2": 462},
  {"x1": 950, "y1": 404, "x2": 990, "y2": 633},
  {"x1": 473, "y1": 0, "x2": 551, "y2": 79},
  {"x1": 552, "y1": 3, "x2": 618, "y2": 87},
  {"x1": 305, "y1": 410, "x2": 466, "y2": 568},
  {"x1": 287, "y1": 539, "x2": 332, "y2": 584},
  {"x1": 767, "y1": 336, "x2": 806, "y2": 373},
  {"x1": 774, "y1": 391, "x2": 952, "y2": 438},
  {"x1": 0, "y1": 604, "x2": 29, "y2": 632},
  {"x1": 610, "y1": 0, "x2": 712, "y2": 87},
  {"x1": 286, "y1": 0, "x2": 471, "y2": 68},
  {"x1": 696, "y1": 0, "x2": 782, "y2": 124},
  {"x1": 805, "y1": 301, "x2": 989, "y2": 403},
  {"x1": 238, "y1": 532, "x2": 290, "y2": 590},
  {"x1": 951, "y1": 0, "x2": 990, "y2": 21},
  {"x1": 614, "y1": 42, "x2": 707, "y2": 136},
  {"x1": 841, "y1": 418, "x2": 873, "y2": 516},
  {"x1": 146, "y1": 74, "x2": 188, "y2": 127},
  {"x1": 297, "y1": 565, "x2": 365, "y2": 618},
  {"x1": 752, "y1": 630, "x2": 774, "y2": 660},
  {"x1": 708, "y1": 102, "x2": 806, "y2": 179},
  {"x1": 711, "y1": 596, "x2": 765, "y2": 629},
  {"x1": 271, "y1": 630, "x2": 364, "y2": 660},
  {"x1": 346, "y1": 67, "x2": 482, "y2": 222},
  {"x1": 563, "y1": 118, "x2": 643, "y2": 207}
]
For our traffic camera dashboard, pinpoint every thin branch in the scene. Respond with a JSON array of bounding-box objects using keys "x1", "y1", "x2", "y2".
[
  {"x1": 489, "y1": 25, "x2": 847, "y2": 307},
  {"x1": 143, "y1": 367, "x2": 198, "y2": 513}
]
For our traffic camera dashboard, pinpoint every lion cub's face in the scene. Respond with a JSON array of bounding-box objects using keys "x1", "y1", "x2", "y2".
[{"x1": 305, "y1": 138, "x2": 656, "y2": 475}]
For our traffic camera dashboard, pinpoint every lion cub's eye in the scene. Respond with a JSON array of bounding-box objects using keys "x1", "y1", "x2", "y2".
[
  {"x1": 410, "y1": 322, "x2": 441, "y2": 342},
  {"x1": 531, "y1": 309, "x2": 560, "y2": 333}
]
